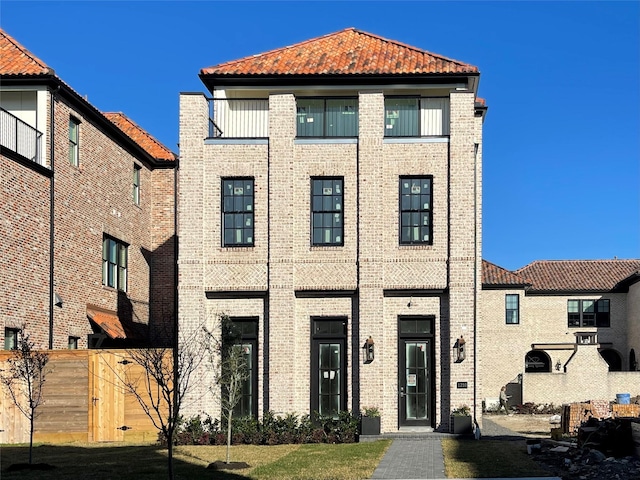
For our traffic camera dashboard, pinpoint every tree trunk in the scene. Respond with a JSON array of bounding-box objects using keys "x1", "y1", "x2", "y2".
[
  {"x1": 29, "y1": 411, "x2": 34, "y2": 464},
  {"x1": 226, "y1": 410, "x2": 232, "y2": 464},
  {"x1": 167, "y1": 434, "x2": 174, "y2": 480}
]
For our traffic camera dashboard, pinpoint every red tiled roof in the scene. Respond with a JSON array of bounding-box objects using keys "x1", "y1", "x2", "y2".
[
  {"x1": 0, "y1": 28, "x2": 53, "y2": 76},
  {"x1": 201, "y1": 28, "x2": 478, "y2": 77},
  {"x1": 103, "y1": 112, "x2": 176, "y2": 163},
  {"x1": 482, "y1": 260, "x2": 529, "y2": 287},
  {"x1": 87, "y1": 306, "x2": 126, "y2": 340},
  {"x1": 516, "y1": 260, "x2": 640, "y2": 293}
]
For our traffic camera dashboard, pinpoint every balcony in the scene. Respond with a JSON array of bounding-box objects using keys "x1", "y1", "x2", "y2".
[
  {"x1": 0, "y1": 107, "x2": 44, "y2": 165},
  {"x1": 208, "y1": 98, "x2": 268, "y2": 139}
]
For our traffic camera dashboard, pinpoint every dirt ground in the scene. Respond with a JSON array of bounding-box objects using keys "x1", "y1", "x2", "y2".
[{"x1": 482, "y1": 413, "x2": 557, "y2": 437}]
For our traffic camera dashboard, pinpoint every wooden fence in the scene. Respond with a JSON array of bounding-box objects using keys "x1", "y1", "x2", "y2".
[{"x1": 0, "y1": 349, "x2": 169, "y2": 444}]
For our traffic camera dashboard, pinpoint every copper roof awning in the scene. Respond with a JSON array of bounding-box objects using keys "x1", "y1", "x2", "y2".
[{"x1": 87, "y1": 305, "x2": 126, "y2": 339}]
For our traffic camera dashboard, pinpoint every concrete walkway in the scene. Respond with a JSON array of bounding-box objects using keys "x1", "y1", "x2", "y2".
[{"x1": 367, "y1": 418, "x2": 562, "y2": 480}]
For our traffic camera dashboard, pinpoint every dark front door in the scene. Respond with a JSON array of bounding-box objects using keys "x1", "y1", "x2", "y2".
[
  {"x1": 311, "y1": 318, "x2": 347, "y2": 418},
  {"x1": 398, "y1": 316, "x2": 434, "y2": 427}
]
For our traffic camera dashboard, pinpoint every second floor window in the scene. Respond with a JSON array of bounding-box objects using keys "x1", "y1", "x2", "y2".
[
  {"x1": 399, "y1": 176, "x2": 432, "y2": 245},
  {"x1": 311, "y1": 178, "x2": 343, "y2": 246},
  {"x1": 4, "y1": 327, "x2": 20, "y2": 350},
  {"x1": 133, "y1": 164, "x2": 141, "y2": 205},
  {"x1": 222, "y1": 178, "x2": 254, "y2": 247},
  {"x1": 103, "y1": 236, "x2": 128, "y2": 291},
  {"x1": 568, "y1": 299, "x2": 610, "y2": 327},
  {"x1": 69, "y1": 117, "x2": 79, "y2": 166},
  {"x1": 297, "y1": 98, "x2": 358, "y2": 137},
  {"x1": 505, "y1": 294, "x2": 519, "y2": 324}
]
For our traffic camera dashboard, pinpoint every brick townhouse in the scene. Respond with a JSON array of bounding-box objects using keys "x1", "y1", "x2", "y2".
[
  {"x1": 0, "y1": 28, "x2": 177, "y2": 350},
  {"x1": 179, "y1": 28, "x2": 486, "y2": 432},
  {"x1": 480, "y1": 259, "x2": 640, "y2": 407}
]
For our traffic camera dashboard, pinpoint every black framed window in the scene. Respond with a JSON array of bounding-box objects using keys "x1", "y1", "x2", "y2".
[
  {"x1": 69, "y1": 117, "x2": 80, "y2": 166},
  {"x1": 399, "y1": 176, "x2": 432, "y2": 245},
  {"x1": 311, "y1": 177, "x2": 343, "y2": 246},
  {"x1": 102, "y1": 236, "x2": 128, "y2": 291},
  {"x1": 505, "y1": 294, "x2": 519, "y2": 324},
  {"x1": 385, "y1": 97, "x2": 419, "y2": 137},
  {"x1": 222, "y1": 178, "x2": 254, "y2": 247},
  {"x1": 4, "y1": 328, "x2": 20, "y2": 350},
  {"x1": 568, "y1": 299, "x2": 610, "y2": 327},
  {"x1": 296, "y1": 98, "x2": 358, "y2": 137},
  {"x1": 133, "y1": 164, "x2": 141, "y2": 205},
  {"x1": 68, "y1": 336, "x2": 79, "y2": 349}
]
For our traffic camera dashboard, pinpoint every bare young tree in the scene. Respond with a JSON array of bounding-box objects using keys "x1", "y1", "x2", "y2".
[
  {"x1": 0, "y1": 329, "x2": 49, "y2": 464},
  {"x1": 112, "y1": 327, "x2": 206, "y2": 480},
  {"x1": 204, "y1": 314, "x2": 250, "y2": 465}
]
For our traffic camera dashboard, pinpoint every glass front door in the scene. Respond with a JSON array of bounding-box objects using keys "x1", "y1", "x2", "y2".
[{"x1": 311, "y1": 318, "x2": 347, "y2": 418}]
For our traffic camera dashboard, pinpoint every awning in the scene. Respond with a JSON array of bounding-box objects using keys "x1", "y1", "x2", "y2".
[{"x1": 87, "y1": 305, "x2": 127, "y2": 339}]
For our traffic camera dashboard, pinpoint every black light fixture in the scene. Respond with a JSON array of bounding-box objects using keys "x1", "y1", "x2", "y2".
[
  {"x1": 362, "y1": 336, "x2": 375, "y2": 363},
  {"x1": 453, "y1": 335, "x2": 466, "y2": 363}
]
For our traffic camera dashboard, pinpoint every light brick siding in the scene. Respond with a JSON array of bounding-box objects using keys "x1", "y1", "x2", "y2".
[{"x1": 179, "y1": 88, "x2": 481, "y2": 432}]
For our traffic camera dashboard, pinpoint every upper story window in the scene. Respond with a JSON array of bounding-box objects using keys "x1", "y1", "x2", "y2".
[
  {"x1": 311, "y1": 177, "x2": 343, "y2": 246},
  {"x1": 505, "y1": 294, "x2": 519, "y2": 324},
  {"x1": 222, "y1": 178, "x2": 254, "y2": 247},
  {"x1": 4, "y1": 327, "x2": 20, "y2": 350},
  {"x1": 102, "y1": 236, "x2": 128, "y2": 291},
  {"x1": 69, "y1": 117, "x2": 80, "y2": 167},
  {"x1": 385, "y1": 97, "x2": 450, "y2": 136},
  {"x1": 296, "y1": 98, "x2": 358, "y2": 137},
  {"x1": 399, "y1": 176, "x2": 432, "y2": 245},
  {"x1": 133, "y1": 164, "x2": 141, "y2": 205},
  {"x1": 568, "y1": 299, "x2": 610, "y2": 328},
  {"x1": 68, "y1": 336, "x2": 79, "y2": 349}
]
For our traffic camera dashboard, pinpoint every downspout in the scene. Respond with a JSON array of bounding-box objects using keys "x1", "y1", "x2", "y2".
[
  {"x1": 473, "y1": 142, "x2": 479, "y2": 421},
  {"x1": 48, "y1": 86, "x2": 58, "y2": 349}
]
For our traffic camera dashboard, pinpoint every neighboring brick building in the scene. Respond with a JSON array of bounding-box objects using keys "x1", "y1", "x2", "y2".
[
  {"x1": 179, "y1": 28, "x2": 486, "y2": 432},
  {"x1": 1, "y1": 29, "x2": 177, "y2": 350},
  {"x1": 480, "y1": 259, "x2": 640, "y2": 406}
]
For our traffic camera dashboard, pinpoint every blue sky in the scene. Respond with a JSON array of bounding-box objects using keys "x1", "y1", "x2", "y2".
[{"x1": 3, "y1": 1, "x2": 638, "y2": 270}]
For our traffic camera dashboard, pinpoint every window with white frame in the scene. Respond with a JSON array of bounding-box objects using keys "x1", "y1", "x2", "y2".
[
  {"x1": 133, "y1": 164, "x2": 141, "y2": 205},
  {"x1": 69, "y1": 117, "x2": 79, "y2": 167}
]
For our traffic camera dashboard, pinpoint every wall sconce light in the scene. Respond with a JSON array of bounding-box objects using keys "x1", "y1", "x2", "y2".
[
  {"x1": 453, "y1": 335, "x2": 466, "y2": 363},
  {"x1": 362, "y1": 336, "x2": 375, "y2": 363},
  {"x1": 555, "y1": 360, "x2": 562, "y2": 371},
  {"x1": 54, "y1": 293, "x2": 63, "y2": 307}
]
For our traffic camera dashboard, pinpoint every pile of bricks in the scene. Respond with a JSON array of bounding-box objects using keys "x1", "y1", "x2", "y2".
[{"x1": 562, "y1": 400, "x2": 640, "y2": 434}]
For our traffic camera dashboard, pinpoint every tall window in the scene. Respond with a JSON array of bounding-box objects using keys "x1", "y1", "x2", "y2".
[
  {"x1": 228, "y1": 318, "x2": 258, "y2": 419},
  {"x1": 102, "y1": 236, "x2": 128, "y2": 291},
  {"x1": 222, "y1": 178, "x2": 254, "y2": 247},
  {"x1": 311, "y1": 177, "x2": 343, "y2": 246},
  {"x1": 385, "y1": 97, "x2": 419, "y2": 137},
  {"x1": 399, "y1": 176, "x2": 432, "y2": 245},
  {"x1": 311, "y1": 318, "x2": 347, "y2": 419},
  {"x1": 133, "y1": 164, "x2": 141, "y2": 205},
  {"x1": 567, "y1": 299, "x2": 610, "y2": 327},
  {"x1": 4, "y1": 328, "x2": 20, "y2": 350},
  {"x1": 69, "y1": 117, "x2": 79, "y2": 166},
  {"x1": 296, "y1": 98, "x2": 358, "y2": 137},
  {"x1": 505, "y1": 294, "x2": 519, "y2": 324}
]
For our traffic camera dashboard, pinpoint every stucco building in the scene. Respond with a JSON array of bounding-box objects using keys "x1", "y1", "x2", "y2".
[
  {"x1": 179, "y1": 28, "x2": 486, "y2": 432},
  {"x1": 1, "y1": 29, "x2": 177, "y2": 350}
]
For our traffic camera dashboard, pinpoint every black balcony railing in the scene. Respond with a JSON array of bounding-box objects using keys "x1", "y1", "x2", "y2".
[{"x1": 0, "y1": 107, "x2": 44, "y2": 165}]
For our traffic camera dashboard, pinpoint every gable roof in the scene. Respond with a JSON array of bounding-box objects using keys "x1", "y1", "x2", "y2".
[
  {"x1": 0, "y1": 29, "x2": 53, "y2": 76},
  {"x1": 201, "y1": 27, "x2": 478, "y2": 78},
  {"x1": 482, "y1": 260, "x2": 530, "y2": 288},
  {"x1": 516, "y1": 260, "x2": 640, "y2": 293},
  {"x1": 103, "y1": 113, "x2": 176, "y2": 163}
]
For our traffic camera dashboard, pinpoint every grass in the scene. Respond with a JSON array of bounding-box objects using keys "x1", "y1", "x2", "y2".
[
  {"x1": 0, "y1": 440, "x2": 391, "y2": 480},
  {"x1": 442, "y1": 438, "x2": 552, "y2": 478}
]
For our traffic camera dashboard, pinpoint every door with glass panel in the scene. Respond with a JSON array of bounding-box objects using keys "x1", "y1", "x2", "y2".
[
  {"x1": 231, "y1": 318, "x2": 258, "y2": 419},
  {"x1": 398, "y1": 316, "x2": 434, "y2": 427},
  {"x1": 311, "y1": 318, "x2": 347, "y2": 418}
]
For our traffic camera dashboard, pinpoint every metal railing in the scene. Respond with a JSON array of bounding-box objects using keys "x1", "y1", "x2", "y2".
[
  {"x1": 208, "y1": 98, "x2": 269, "y2": 138},
  {"x1": 0, "y1": 107, "x2": 44, "y2": 165}
]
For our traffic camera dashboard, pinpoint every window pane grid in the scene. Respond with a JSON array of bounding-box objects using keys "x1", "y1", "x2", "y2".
[
  {"x1": 311, "y1": 178, "x2": 343, "y2": 246},
  {"x1": 222, "y1": 179, "x2": 254, "y2": 247},
  {"x1": 567, "y1": 299, "x2": 610, "y2": 328},
  {"x1": 399, "y1": 177, "x2": 432, "y2": 245},
  {"x1": 297, "y1": 98, "x2": 358, "y2": 137},
  {"x1": 505, "y1": 294, "x2": 519, "y2": 324},
  {"x1": 102, "y1": 237, "x2": 127, "y2": 291}
]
